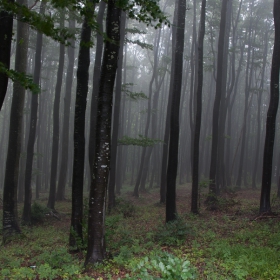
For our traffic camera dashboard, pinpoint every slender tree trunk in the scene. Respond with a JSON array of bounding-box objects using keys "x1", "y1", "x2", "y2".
[
  {"x1": 3, "y1": 0, "x2": 28, "y2": 239},
  {"x1": 166, "y1": 0, "x2": 186, "y2": 222},
  {"x1": 259, "y1": 0, "x2": 280, "y2": 214},
  {"x1": 207, "y1": 0, "x2": 228, "y2": 205},
  {"x1": 191, "y1": 0, "x2": 206, "y2": 214},
  {"x1": 69, "y1": 0, "x2": 94, "y2": 248},
  {"x1": 56, "y1": 18, "x2": 76, "y2": 200},
  {"x1": 22, "y1": 0, "x2": 45, "y2": 224},
  {"x1": 47, "y1": 13, "x2": 65, "y2": 209}
]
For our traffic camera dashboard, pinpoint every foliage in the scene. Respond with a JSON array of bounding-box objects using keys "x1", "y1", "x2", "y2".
[
  {"x1": 112, "y1": 197, "x2": 137, "y2": 218},
  {"x1": 0, "y1": 62, "x2": 40, "y2": 95},
  {"x1": 118, "y1": 134, "x2": 162, "y2": 146},
  {"x1": 154, "y1": 216, "x2": 192, "y2": 246},
  {"x1": 31, "y1": 202, "x2": 49, "y2": 223},
  {"x1": 0, "y1": 0, "x2": 75, "y2": 44},
  {"x1": 122, "y1": 83, "x2": 149, "y2": 100},
  {"x1": 124, "y1": 251, "x2": 197, "y2": 279}
]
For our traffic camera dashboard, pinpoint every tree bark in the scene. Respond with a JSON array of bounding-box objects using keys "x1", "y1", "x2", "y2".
[
  {"x1": 259, "y1": 0, "x2": 280, "y2": 214},
  {"x1": 47, "y1": 13, "x2": 65, "y2": 209},
  {"x1": 166, "y1": 0, "x2": 186, "y2": 222},
  {"x1": 86, "y1": 0, "x2": 121, "y2": 264},
  {"x1": 191, "y1": 0, "x2": 206, "y2": 214},
  {"x1": 69, "y1": 0, "x2": 94, "y2": 248}
]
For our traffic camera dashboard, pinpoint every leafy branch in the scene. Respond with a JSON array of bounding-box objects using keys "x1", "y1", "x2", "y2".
[{"x1": 0, "y1": 63, "x2": 40, "y2": 94}]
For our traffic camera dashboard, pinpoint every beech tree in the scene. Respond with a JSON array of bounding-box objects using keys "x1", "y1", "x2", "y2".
[
  {"x1": 259, "y1": 0, "x2": 280, "y2": 214},
  {"x1": 166, "y1": 0, "x2": 186, "y2": 222}
]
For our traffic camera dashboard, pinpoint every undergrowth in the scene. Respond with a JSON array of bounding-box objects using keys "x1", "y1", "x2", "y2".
[{"x1": 1, "y1": 187, "x2": 280, "y2": 279}]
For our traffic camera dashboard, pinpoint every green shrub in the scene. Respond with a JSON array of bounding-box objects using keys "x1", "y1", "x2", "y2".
[
  {"x1": 124, "y1": 251, "x2": 197, "y2": 279},
  {"x1": 31, "y1": 202, "x2": 49, "y2": 223},
  {"x1": 114, "y1": 197, "x2": 137, "y2": 218},
  {"x1": 154, "y1": 216, "x2": 191, "y2": 246}
]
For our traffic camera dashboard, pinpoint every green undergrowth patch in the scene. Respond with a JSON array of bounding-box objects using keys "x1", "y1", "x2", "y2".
[{"x1": 1, "y1": 188, "x2": 280, "y2": 279}]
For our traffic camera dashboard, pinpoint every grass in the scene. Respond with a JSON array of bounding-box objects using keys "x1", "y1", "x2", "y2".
[{"x1": 1, "y1": 185, "x2": 280, "y2": 279}]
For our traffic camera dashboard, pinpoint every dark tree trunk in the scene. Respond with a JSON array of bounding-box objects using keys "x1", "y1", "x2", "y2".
[
  {"x1": 0, "y1": 0, "x2": 14, "y2": 109},
  {"x1": 108, "y1": 11, "x2": 126, "y2": 211},
  {"x1": 85, "y1": 0, "x2": 121, "y2": 264},
  {"x1": 252, "y1": 30, "x2": 268, "y2": 189},
  {"x1": 56, "y1": 18, "x2": 76, "y2": 200},
  {"x1": 191, "y1": 0, "x2": 206, "y2": 214},
  {"x1": 22, "y1": 0, "x2": 45, "y2": 224},
  {"x1": 207, "y1": 0, "x2": 228, "y2": 204},
  {"x1": 47, "y1": 14, "x2": 65, "y2": 209},
  {"x1": 3, "y1": 0, "x2": 28, "y2": 239},
  {"x1": 166, "y1": 0, "x2": 186, "y2": 222},
  {"x1": 259, "y1": 0, "x2": 280, "y2": 214},
  {"x1": 69, "y1": 1, "x2": 94, "y2": 248}
]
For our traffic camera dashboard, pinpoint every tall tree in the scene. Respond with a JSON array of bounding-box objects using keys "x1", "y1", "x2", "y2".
[
  {"x1": 86, "y1": 0, "x2": 121, "y2": 264},
  {"x1": 69, "y1": 0, "x2": 95, "y2": 248},
  {"x1": 108, "y1": 11, "x2": 126, "y2": 210},
  {"x1": 47, "y1": 12, "x2": 65, "y2": 209},
  {"x1": 166, "y1": 0, "x2": 186, "y2": 222},
  {"x1": 259, "y1": 0, "x2": 280, "y2": 214},
  {"x1": 191, "y1": 0, "x2": 206, "y2": 214},
  {"x1": 22, "y1": 0, "x2": 45, "y2": 224},
  {"x1": 3, "y1": 0, "x2": 29, "y2": 239},
  {"x1": 56, "y1": 18, "x2": 76, "y2": 200},
  {"x1": 207, "y1": 0, "x2": 228, "y2": 205}
]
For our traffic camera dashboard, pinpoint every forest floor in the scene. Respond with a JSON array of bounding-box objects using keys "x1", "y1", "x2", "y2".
[{"x1": 1, "y1": 184, "x2": 280, "y2": 279}]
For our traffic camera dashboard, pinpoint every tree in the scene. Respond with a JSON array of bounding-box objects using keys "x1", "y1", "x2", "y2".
[
  {"x1": 166, "y1": 0, "x2": 186, "y2": 222},
  {"x1": 56, "y1": 17, "x2": 76, "y2": 200},
  {"x1": 69, "y1": 0, "x2": 95, "y2": 248},
  {"x1": 2, "y1": 0, "x2": 28, "y2": 240},
  {"x1": 85, "y1": 0, "x2": 122, "y2": 264},
  {"x1": 22, "y1": 0, "x2": 45, "y2": 225},
  {"x1": 207, "y1": 0, "x2": 228, "y2": 206},
  {"x1": 259, "y1": 0, "x2": 280, "y2": 214},
  {"x1": 47, "y1": 12, "x2": 65, "y2": 209},
  {"x1": 191, "y1": 0, "x2": 206, "y2": 214}
]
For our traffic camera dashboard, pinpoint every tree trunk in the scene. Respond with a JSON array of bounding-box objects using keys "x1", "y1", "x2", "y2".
[
  {"x1": 3, "y1": 0, "x2": 28, "y2": 239},
  {"x1": 191, "y1": 0, "x2": 206, "y2": 214},
  {"x1": 166, "y1": 0, "x2": 186, "y2": 222},
  {"x1": 47, "y1": 13, "x2": 65, "y2": 209},
  {"x1": 56, "y1": 18, "x2": 76, "y2": 200},
  {"x1": 207, "y1": 0, "x2": 228, "y2": 205},
  {"x1": 85, "y1": 0, "x2": 121, "y2": 264},
  {"x1": 69, "y1": 0, "x2": 94, "y2": 248},
  {"x1": 108, "y1": 11, "x2": 126, "y2": 211},
  {"x1": 259, "y1": 0, "x2": 280, "y2": 214},
  {"x1": 22, "y1": 0, "x2": 45, "y2": 224}
]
